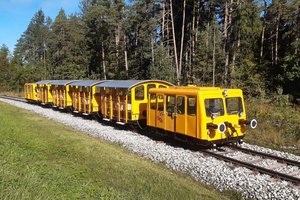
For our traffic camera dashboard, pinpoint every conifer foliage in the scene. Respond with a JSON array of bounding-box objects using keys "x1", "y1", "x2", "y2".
[{"x1": 0, "y1": 0, "x2": 299, "y2": 100}]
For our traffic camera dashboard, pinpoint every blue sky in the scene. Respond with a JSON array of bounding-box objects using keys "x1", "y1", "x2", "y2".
[{"x1": 0, "y1": 0, "x2": 81, "y2": 53}]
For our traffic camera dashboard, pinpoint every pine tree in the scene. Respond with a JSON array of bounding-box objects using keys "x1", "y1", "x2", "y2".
[
  {"x1": 0, "y1": 45, "x2": 11, "y2": 90},
  {"x1": 48, "y1": 9, "x2": 68, "y2": 78},
  {"x1": 13, "y1": 9, "x2": 51, "y2": 79},
  {"x1": 48, "y1": 10, "x2": 88, "y2": 79},
  {"x1": 81, "y1": 0, "x2": 113, "y2": 79}
]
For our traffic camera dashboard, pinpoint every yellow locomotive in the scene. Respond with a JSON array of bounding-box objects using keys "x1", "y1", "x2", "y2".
[
  {"x1": 147, "y1": 86, "x2": 257, "y2": 145},
  {"x1": 24, "y1": 80, "x2": 256, "y2": 146}
]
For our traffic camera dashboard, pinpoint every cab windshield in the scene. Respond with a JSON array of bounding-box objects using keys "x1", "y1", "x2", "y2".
[
  {"x1": 225, "y1": 97, "x2": 243, "y2": 115},
  {"x1": 205, "y1": 98, "x2": 225, "y2": 117}
]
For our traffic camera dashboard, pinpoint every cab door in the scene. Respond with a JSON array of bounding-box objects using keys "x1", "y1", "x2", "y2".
[
  {"x1": 186, "y1": 96, "x2": 197, "y2": 138},
  {"x1": 175, "y1": 96, "x2": 186, "y2": 134},
  {"x1": 155, "y1": 94, "x2": 165, "y2": 130},
  {"x1": 165, "y1": 95, "x2": 175, "y2": 132},
  {"x1": 43, "y1": 85, "x2": 48, "y2": 103}
]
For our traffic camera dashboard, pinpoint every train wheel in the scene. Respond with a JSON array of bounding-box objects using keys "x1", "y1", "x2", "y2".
[
  {"x1": 94, "y1": 112, "x2": 103, "y2": 121},
  {"x1": 136, "y1": 120, "x2": 147, "y2": 130}
]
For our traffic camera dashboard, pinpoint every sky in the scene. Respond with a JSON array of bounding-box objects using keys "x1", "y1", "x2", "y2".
[{"x1": 0, "y1": 0, "x2": 81, "y2": 53}]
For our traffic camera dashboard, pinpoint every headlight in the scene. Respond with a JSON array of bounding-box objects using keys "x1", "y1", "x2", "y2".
[
  {"x1": 218, "y1": 123, "x2": 226, "y2": 133},
  {"x1": 250, "y1": 119, "x2": 257, "y2": 129}
]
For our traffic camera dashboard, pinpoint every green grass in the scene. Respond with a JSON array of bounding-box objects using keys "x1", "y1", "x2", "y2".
[
  {"x1": 245, "y1": 99, "x2": 300, "y2": 155},
  {"x1": 0, "y1": 101, "x2": 238, "y2": 200}
]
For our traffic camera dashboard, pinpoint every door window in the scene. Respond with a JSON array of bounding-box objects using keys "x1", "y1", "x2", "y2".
[
  {"x1": 166, "y1": 96, "x2": 175, "y2": 114},
  {"x1": 177, "y1": 96, "x2": 185, "y2": 115},
  {"x1": 187, "y1": 97, "x2": 196, "y2": 115},
  {"x1": 157, "y1": 95, "x2": 164, "y2": 111},
  {"x1": 135, "y1": 85, "x2": 144, "y2": 100},
  {"x1": 150, "y1": 94, "x2": 156, "y2": 109}
]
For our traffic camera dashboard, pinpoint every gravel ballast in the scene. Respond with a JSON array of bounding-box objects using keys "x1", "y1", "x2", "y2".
[{"x1": 1, "y1": 98, "x2": 299, "y2": 199}]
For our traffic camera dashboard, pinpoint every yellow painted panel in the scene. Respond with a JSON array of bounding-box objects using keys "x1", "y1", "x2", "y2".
[
  {"x1": 175, "y1": 113, "x2": 185, "y2": 134},
  {"x1": 186, "y1": 115, "x2": 197, "y2": 137},
  {"x1": 165, "y1": 114, "x2": 175, "y2": 132},
  {"x1": 148, "y1": 105, "x2": 156, "y2": 126}
]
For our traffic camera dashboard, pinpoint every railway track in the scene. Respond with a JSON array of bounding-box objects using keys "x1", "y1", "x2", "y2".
[
  {"x1": 201, "y1": 146, "x2": 300, "y2": 185},
  {"x1": 0, "y1": 95, "x2": 27, "y2": 103},
  {"x1": 1, "y1": 95, "x2": 300, "y2": 186},
  {"x1": 1, "y1": 95, "x2": 300, "y2": 198}
]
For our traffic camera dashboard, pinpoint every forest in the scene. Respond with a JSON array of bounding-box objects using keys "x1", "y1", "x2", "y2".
[{"x1": 0, "y1": 0, "x2": 299, "y2": 102}]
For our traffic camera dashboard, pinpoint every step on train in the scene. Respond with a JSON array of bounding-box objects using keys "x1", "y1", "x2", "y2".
[{"x1": 24, "y1": 80, "x2": 257, "y2": 146}]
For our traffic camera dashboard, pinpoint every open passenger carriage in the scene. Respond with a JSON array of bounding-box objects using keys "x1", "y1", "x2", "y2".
[
  {"x1": 49, "y1": 80, "x2": 79, "y2": 109},
  {"x1": 68, "y1": 80, "x2": 106, "y2": 115},
  {"x1": 94, "y1": 80, "x2": 174, "y2": 125}
]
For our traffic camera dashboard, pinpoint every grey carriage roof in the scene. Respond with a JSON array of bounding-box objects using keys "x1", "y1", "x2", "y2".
[
  {"x1": 49, "y1": 80, "x2": 79, "y2": 86},
  {"x1": 95, "y1": 80, "x2": 174, "y2": 89},
  {"x1": 68, "y1": 80, "x2": 106, "y2": 87},
  {"x1": 35, "y1": 80, "x2": 55, "y2": 84}
]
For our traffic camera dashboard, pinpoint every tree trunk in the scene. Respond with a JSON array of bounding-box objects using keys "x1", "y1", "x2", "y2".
[
  {"x1": 296, "y1": 5, "x2": 300, "y2": 55},
  {"x1": 165, "y1": 0, "x2": 170, "y2": 54},
  {"x1": 191, "y1": 0, "x2": 200, "y2": 83},
  {"x1": 179, "y1": 0, "x2": 186, "y2": 83},
  {"x1": 260, "y1": 26, "x2": 266, "y2": 64},
  {"x1": 205, "y1": 21, "x2": 210, "y2": 83},
  {"x1": 260, "y1": 0, "x2": 267, "y2": 64},
  {"x1": 170, "y1": 0, "x2": 180, "y2": 85},
  {"x1": 223, "y1": 0, "x2": 229, "y2": 85},
  {"x1": 271, "y1": 30, "x2": 274, "y2": 65},
  {"x1": 124, "y1": 34, "x2": 128, "y2": 78},
  {"x1": 231, "y1": 0, "x2": 240, "y2": 75},
  {"x1": 213, "y1": 21, "x2": 216, "y2": 87},
  {"x1": 295, "y1": 5, "x2": 300, "y2": 55},
  {"x1": 116, "y1": 25, "x2": 120, "y2": 70},
  {"x1": 151, "y1": 36, "x2": 155, "y2": 66},
  {"x1": 101, "y1": 42, "x2": 106, "y2": 80},
  {"x1": 275, "y1": 13, "x2": 280, "y2": 65},
  {"x1": 162, "y1": 1, "x2": 165, "y2": 42}
]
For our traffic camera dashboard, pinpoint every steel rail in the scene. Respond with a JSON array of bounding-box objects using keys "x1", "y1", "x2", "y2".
[
  {"x1": 201, "y1": 149, "x2": 300, "y2": 185},
  {"x1": 0, "y1": 95, "x2": 27, "y2": 102},
  {"x1": 2, "y1": 95, "x2": 300, "y2": 184},
  {"x1": 230, "y1": 145, "x2": 300, "y2": 167}
]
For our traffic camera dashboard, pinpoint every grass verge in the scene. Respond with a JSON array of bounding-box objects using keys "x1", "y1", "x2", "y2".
[
  {"x1": 0, "y1": 101, "x2": 239, "y2": 200},
  {"x1": 245, "y1": 99, "x2": 300, "y2": 155}
]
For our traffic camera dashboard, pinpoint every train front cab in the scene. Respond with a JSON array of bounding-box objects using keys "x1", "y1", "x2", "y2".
[
  {"x1": 68, "y1": 80, "x2": 105, "y2": 115},
  {"x1": 50, "y1": 80, "x2": 79, "y2": 109},
  {"x1": 24, "y1": 83, "x2": 37, "y2": 102},
  {"x1": 147, "y1": 86, "x2": 255, "y2": 146},
  {"x1": 94, "y1": 80, "x2": 174, "y2": 125},
  {"x1": 35, "y1": 80, "x2": 54, "y2": 105},
  {"x1": 200, "y1": 88, "x2": 248, "y2": 145}
]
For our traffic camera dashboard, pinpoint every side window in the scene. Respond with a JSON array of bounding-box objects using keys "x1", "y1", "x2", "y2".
[
  {"x1": 118, "y1": 89, "x2": 125, "y2": 96},
  {"x1": 96, "y1": 87, "x2": 101, "y2": 93},
  {"x1": 135, "y1": 85, "x2": 144, "y2": 100},
  {"x1": 159, "y1": 85, "x2": 167, "y2": 88},
  {"x1": 205, "y1": 98, "x2": 225, "y2": 117},
  {"x1": 187, "y1": 97, "x2": 196, "y2": 116},
  {"x1": 105, "y1": 88, "x2": 111, "y2": 95},
  {"x1": 147, "y1": 84, "x2": 156, "y2": 91},
  {"x1": 226, "y1": 97, "x2": 243, "y2": 114},
  {"x1": 150, "y1": 94, "x2": 156, "y2": 109},
  {"x1": 177, "y1": 96, "x2": 185, "y2": 114},
  {"x1": 158, "y1": 95, "x2": 164, "y2": 111},
  {"x1": 147, "y1": 84, "x2": 156, "y2": 99},
  {"x1": 166, "y1": 96, "x2": 175, "y2": 113},
  {"x1": 128, "y1": 91, "x2": 132, "y2": 103}
]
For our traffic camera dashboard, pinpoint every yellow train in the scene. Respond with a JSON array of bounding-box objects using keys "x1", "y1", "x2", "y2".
[{"x1": 24, "y1": 80, "x2": 257, "y2": 146}]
